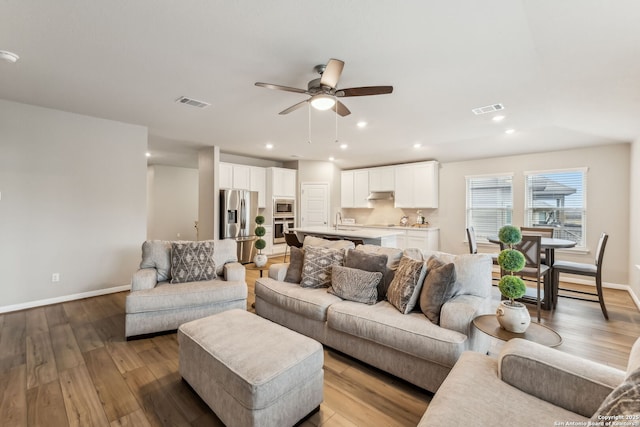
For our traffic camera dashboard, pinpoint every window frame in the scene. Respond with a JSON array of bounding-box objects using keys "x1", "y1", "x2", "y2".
[{"x1": 465, "y1": 173, "x2": 514, "y2": 243}]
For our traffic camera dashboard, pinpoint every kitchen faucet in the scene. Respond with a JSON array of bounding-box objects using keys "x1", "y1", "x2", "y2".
[{"x1": 335, "y1": 212, "x2": 342, "y2": 230}]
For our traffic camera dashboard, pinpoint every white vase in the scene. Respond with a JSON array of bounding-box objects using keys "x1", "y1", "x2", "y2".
[
  {"x1": 496, "y1": 301, "x2": 531, "y2": 333},
  {"x1": 254, "y1": 253, "x2": 268, "y2": 267}
]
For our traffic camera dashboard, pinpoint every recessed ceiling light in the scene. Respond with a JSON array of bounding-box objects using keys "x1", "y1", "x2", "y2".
[
  {"x1": 265, "y1": 143, "x2": 273, "y2": 150},
  {"x1": 492, "y1": 115, "x2": 505, "y2": 122},
  {"x1": 505, "y1": 129, "x2": 515, "y2": 134},
  {"x1": 339, "y1": 143, "x2": 348, "y2": 150},
  {"x1": 413, "y1": 143, "x2": 422, "y2": 148},
  {"x1": 357, "y1": 121, "x2": 367, "y2": 128},
  {"x1": 145, "y1": 152, "x2": 151, "y2": 158},
  {"x1": 0, "y1": 50, "x2": 19, "y2": 63},
  {"x1": 328, "y1": 157, "x2": 335, "y2": 161}
]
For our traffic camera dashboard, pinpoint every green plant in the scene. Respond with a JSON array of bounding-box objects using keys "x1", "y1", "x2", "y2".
[
  {"x1": 254, "y1": 215, "x2": 266, "y2": 254},
  {"x1": 497, "y1": 225, "x2": 526, "y2": 304}
]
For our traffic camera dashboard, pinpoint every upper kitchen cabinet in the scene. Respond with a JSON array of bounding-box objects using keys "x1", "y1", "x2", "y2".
[
  {"x1": 219, "y1": 162, "x2": 233, "y2": 189},
  {"x1": 250, "y1": 166, "x2": 266, "y2": 208},
  {"x1": 269, "y1": 167, "x2": 297, "y2": 198},
  {"x1": 341, "y1": 169, "x2": 370, "y2": 208},
  {"x1": 368, "y1": 166, "x2": 395, "y2": 192},
  {"x1": 394, "y1": 161, "x2": 439, "y2": 208},
  {"x1": 219, "y1": 162, "x2": 267, "y2": 207}
]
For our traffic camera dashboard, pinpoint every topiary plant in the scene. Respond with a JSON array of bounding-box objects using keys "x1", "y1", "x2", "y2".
[
  {"x1": 497, "y1": 225, "x2": 526, "y2": 305},
  {"x1": 255, "y1": 215, "x2": 266, "y2": 254}
]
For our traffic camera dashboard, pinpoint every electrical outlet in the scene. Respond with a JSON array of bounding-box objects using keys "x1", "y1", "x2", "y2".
[{"x1": 52, "y1": 273, "x2": 60, "y2": 282}]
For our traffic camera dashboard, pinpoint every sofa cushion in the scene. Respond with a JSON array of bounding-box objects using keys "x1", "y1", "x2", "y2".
[
  {"x1": 126, "y1": 279, "x2": 247, "y2": 314},
  {"x1": 590, "y1": 366, "x2": 640, "y2": 421},
  {"x1": 300, "y1": 246, "x2": 345, "y2": 288},
  {"x1": 420, "y1": 256, "x2": 458, "y2": 324},
  {"x1": 213, "y1": 239, "x2": 239, "y2": 276},
  {"x1": 345, "y1": 249, "x2": 388, "y2": 301},
  {"x1": 327, "y1": 300, "x2": 467, "y2": 367},
  {"x1": 140, "y1": 240, "x2": 172, "y2": 281},
  {"x1": 170, "y1": 241, "x2": 217, "y2": 284},
  {"x1": 284, "y1": 246, "x2": 304, "y2": 284},
  {"x1": 255, "y1": 278, "x2": 343, "y2": 322},
  {"x1": 302, "y1": 236, "x2": 355, "y2": 250},
  {"x1": 386, "y1": 256, "x2": 427, "y2": 314},
  {"x1": 328, "y1": 265, "x2": 381, "y2": 305}
]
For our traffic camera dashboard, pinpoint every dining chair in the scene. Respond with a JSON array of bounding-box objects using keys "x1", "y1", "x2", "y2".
[
  {"x1": 552, "y1": 232, "x2": 609, "y2": 320},
  {"x1": 466, "y1": 226, "x2": 499, "y2": 264},
  {"x1": 283, "y1": 232, "x2": 303, "y2": 263},
  {"x1": 511, "y1": 235, "x2": 550, "y2": 322},
  {"x1": 520, "y1": 226, "x2": 555, "y2": 264}
]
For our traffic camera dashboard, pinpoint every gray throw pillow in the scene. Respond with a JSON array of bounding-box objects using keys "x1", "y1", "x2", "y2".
[
  {"x1": 345, "y1": 250, "x2": 389, "y2": 300},
  {"x1": 419, "y1": 256, "x2": 458, "y2": 324},
  {"x1": 140, "y1": 240, "x2": 172, "y2": 282},
  {"x1": 170, "y1": 241, "x2": 217, "y2": 284},
  {"x1": 284, "y1": 246, "x2": 304, "y2": 284},
  {"x1": 590, "y1": 367, "x2": 640, "y2": 420},
  {"x1": 386, "y1": 255, "x2": 427, "y2": 314},
  {"x1": 328, "y1": 265, "x2": 382, "y2": 305},
  {"x1": 300, "y1": 246, "x2": 345, "y2": 288}
]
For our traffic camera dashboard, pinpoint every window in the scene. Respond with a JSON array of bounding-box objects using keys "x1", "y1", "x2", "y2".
[
  {"x1": 466, "y1": 174, "x2": 513, "y2": 241},
  {"x1": 524, "y1": 168, "x2": 587, "y2": 248}
]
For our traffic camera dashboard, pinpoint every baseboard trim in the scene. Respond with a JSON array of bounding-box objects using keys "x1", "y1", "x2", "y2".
[
  {"x1": 0, "y1": 284, "x2": 132, "y2": 314},
  {"x1": 558, "y1": 278, "x2": 640, "y2": 311}
]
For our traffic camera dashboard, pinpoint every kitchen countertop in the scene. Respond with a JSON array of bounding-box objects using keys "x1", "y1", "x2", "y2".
[
  {"x1": 290, "y1": 226, "x2": 404, "y2": 239},
  {"x1": 338, "y1": 223, "x2": 439, "y2": 231}
]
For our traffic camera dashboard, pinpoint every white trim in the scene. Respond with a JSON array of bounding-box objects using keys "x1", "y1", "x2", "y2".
[
  {"x1": 523, "y1": 166, "x2": 589, "y2": 176},
  {"x1": 0, "y1": 284, "x2": 131, "y2": 314},
  {"x1": 560, "y1": 278, "x2": 640, "y2": 311},
  {"x1": 465, "y1": 172, "x2": 514, "y2": 179}
]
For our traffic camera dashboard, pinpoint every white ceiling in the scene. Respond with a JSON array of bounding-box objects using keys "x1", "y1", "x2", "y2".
[{"x1": 1, "y1": 1, "x2": 639, "y2": 169}]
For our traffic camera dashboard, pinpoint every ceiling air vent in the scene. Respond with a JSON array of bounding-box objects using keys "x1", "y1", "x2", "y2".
[
  {"x1": 472, "y1": 103, "x2": 504, "y2": 115},
  {"x1": 175, "y1": 96, "x2": 211, "y2": 109}
]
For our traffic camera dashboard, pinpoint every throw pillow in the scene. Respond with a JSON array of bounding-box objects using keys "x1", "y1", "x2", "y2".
[
  {"x1": 345, "y1": 249, "x2": 389, "y2": 301},
  {"x1": 284, "y1": 246, "x2": 304, "y2": 284},
  {"x1": 419, "y1": 256, "x2": 458, "y2": 324},
  {"x1": 386, "y1": 255, "x2": 427, "y2": 314},
  {"x1": 328, "y1": 265, "x2": 382, "y2": 305},
  {"x1": 590, "y1": 367, "x2": 640, "y2": 420},
  {"x1": 170, "y1": 241, "x2": 217, "y2": 284},
  {"x1": 300, "y1": 246, "x2": 345, "y2": 288},
  {"x1": 140, "y1": 240, "x2": 172, "y2": 282}
]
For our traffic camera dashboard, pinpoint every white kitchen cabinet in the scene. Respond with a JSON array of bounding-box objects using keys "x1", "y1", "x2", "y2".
[
  {"x1": 368, "y1": 166, "x2": 395, "y2": 192},
  {"x1": 405, "y1": 229, "x2": 440, "y2": 251},
  {"x1": 341, "y1": 169, "x2": 369, "y2": 208},
  {"x1": 394, "y1": 161, "x2": 439, "y2": 208},
  {"x1": 232, "y1": 164, "x2": 251, "y2": 190},
  {"x1": 219, "y1": 162, "x2": 233, "y2": 189},
  {"x1": 250, "y1": 166, "x2": 266, "y2": 208},
  {"x1": 270, "y1": 167, "x2": 297, "y2": 198},
  {"x1": 263, "y1": 225, "x2": 273, "y2": 255}
]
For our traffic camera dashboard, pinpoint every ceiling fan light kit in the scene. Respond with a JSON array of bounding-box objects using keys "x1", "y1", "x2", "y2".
[
  {"x1": 255, "y1": 58, "x2": 393, "y2": 117},
  {"x1": 0, "y1": 50, "x2": 20, "y2": 63}
]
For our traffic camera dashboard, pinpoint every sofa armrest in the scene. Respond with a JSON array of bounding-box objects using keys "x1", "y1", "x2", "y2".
[
  {"x1": 498, "y1": 338, "x2": 625, "y2": 417},
  {"x1": 131, "y1": 268, "x2": 158, "y2": 291},
  {"x1": 440, "y1": 294, "x2": 491, "y2": 335},
  {"x1": 223, "y1": 262, "x2": 246, "y2": 282},
  {"x1": 268, "y1": 263, "x2": 289, "y2": 281}
]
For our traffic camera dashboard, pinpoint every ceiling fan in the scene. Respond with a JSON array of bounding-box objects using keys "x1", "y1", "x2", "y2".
[{"x1": 255, "y1": 58, "x2": 393, "y2": 117}]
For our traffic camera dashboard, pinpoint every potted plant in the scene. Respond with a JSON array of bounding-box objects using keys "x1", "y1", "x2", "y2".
[
  {"x1": 496, "y1": 225, "x2": 530, "y2": 333},
  {"x1": 254, "y1": 215, "x2": 268, "y2": 267}
]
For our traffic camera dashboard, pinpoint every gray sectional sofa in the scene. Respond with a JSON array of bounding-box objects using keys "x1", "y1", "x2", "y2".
[
  {"x1": 255, "y1": 241, "x2": 493, "y2": 393},
  {"x1": 125, "y1": 239, "x2": 248, "y2": 338}
]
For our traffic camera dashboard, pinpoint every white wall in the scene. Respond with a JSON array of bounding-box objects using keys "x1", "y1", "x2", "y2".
[
  {"x1": 0, "y1": 99, "x2": 147, "y2": 309},
  {"x1": 438, "y1": 144, "x2": 630, "y2": 285},
  {"x1": 630, "y1": 139, "x2": 640, "y2": 295},
  {"x1": 147, "y1": 165, "x2": 198, "y2": 241}
]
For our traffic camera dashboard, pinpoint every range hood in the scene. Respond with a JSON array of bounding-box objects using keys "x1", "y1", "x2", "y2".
[{"x1": 367, "y1": 191, "x2": 394, "y2": 201}]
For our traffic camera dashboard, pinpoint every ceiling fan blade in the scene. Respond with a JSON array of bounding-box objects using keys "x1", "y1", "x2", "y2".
[
  {"x1": 255, "y1": 82, "x2": 308, "y2": 94},
  {"x1": 279, "y1": 100, "x2": 308, "y2": 115},
  {"x1": 336, "y1": 86, "x2": 393, "y2": 97},
  {"x1": 333, "y1": 100, "x2": 351, "y2": 117},
  {"x1": 320, "y1": 58, "x2": 344, "y2": 89}
]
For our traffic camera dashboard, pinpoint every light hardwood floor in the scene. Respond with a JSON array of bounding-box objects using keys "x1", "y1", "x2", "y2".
[{"x1": 1, "y1": 256, "x2": 639, "y2": 427}]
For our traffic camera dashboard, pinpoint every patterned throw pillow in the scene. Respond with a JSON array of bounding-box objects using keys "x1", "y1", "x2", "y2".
[
  {"x1": 328, "y1": 265, "x2": 382, "y2": 305},
  {"x1": 590, "y1": 367, "x2": 640, "y2": 421},
  {"x1": 300, "y1": 246, "x2": 345, "y2": 288},
  {"x1": 419, "y1": 256, "x2": 458, "y2": 324},
  {"x1": 170, "y1": 241, "x2": 217, "y2": 284},
  {"x1": 345, "y1": 250, "x2": 389, "y2": 301},
  {"x1": 386, "y1": 255, "x2": 427, "y2": 314}
]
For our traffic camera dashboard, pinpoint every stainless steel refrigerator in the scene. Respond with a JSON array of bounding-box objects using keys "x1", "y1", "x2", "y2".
[{"x1": 220, "y1": 189, "x2": 259, "y2": 264}]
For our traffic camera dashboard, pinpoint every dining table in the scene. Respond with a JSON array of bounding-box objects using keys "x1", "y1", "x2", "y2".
[{"x1": 487, "y1": 235, "x2": 577, "y2": 310}]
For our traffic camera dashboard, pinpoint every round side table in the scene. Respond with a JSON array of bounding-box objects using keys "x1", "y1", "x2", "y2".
[{"x1": 473, "y1": 314, "x2": 562, "y2": 347}]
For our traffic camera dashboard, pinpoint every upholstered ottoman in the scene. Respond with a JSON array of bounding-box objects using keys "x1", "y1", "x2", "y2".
[{"x1": 178, "y1": 309, "x2": 324, "y2": 427}]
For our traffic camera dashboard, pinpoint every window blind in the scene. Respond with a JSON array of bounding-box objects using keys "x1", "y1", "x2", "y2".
[{"x1": 466, "y1": 175, "x2": 513, "y2": 241}]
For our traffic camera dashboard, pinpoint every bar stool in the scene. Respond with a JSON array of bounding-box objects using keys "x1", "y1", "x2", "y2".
[{"x1": 283, "y1": 232, "x2": 303, "y2": 263}]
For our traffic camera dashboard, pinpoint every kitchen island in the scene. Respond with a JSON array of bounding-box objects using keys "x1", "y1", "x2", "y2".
[{"x1": 290, "y1": 226, "x2": 403, "y2": 247}]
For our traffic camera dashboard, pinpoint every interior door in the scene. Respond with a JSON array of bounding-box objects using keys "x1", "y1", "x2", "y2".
[{"x1": 300, "y1": 183, "x2": 329, "y2": 227}]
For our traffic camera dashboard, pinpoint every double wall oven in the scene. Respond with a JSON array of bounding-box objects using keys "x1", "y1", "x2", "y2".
[{"x1": 273, "y1": 198, "x2": 295, "y2": 244}]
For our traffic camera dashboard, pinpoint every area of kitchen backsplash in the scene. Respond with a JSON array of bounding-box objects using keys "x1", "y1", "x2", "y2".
[{"x1": 341, "y1": 199, "x2": 438, "y2": 226}]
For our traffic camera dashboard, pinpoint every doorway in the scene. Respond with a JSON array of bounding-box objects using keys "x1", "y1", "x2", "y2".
[{"x1": 300, "y1": 183, "x2": 330, "y2": 227}]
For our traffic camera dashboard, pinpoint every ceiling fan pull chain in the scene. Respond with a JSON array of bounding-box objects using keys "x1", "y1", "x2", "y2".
[
  {"x1": 335, "y1": 99, "x2": 339, "y2": 143},
  {"x1": 308, "y1": 102, "x2": 312, "y2": 144}
]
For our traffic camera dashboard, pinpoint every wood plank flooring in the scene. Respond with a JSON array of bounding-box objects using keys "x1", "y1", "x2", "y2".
[{"x1": 1, "y1": 256, "x2": 639, "y2": 426}]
